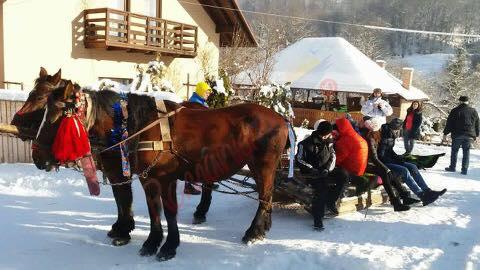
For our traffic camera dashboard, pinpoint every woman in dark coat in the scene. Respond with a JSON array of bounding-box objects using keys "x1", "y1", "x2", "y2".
[
  {"x1": 402, "y1": 101, "x2": 422, "y2": 155},
  {"x1": 360, "y1": 118, "x2": 412, "y2": 211}
]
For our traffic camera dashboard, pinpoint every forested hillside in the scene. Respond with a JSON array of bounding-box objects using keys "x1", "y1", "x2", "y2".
[{"x1": 237, "y1": 0, "x2": 480, "y2": 57}]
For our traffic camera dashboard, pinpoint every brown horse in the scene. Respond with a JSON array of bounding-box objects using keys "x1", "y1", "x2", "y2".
[
  {"x1": 11, "y1": 67, "x2": 65, "y2": 140},
  {"x1": 9, "y1": 68, "x2": 219, "y2": 248},
  {"x1": 10, "y1": 68, "x2": 137, "y2": 246},
  {"x1": 33, "y1": 82, "x2": 289, "y2": 260}
]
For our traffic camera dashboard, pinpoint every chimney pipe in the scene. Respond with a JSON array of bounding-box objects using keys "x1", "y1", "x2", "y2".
[
  {"x1": 376, "y1": 60, "x2": 386, "y2": 69},
  {"x1": 401, "y1": 67, "x2": 414, "y2": 90}
]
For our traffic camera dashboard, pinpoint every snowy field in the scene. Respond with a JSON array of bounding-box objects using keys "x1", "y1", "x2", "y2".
[{"x1": 0, "y1": 142, "x2": 479, "y2": 270}]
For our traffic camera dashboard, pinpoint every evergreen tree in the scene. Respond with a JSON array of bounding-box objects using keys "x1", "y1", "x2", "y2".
[{"x1": 442, "y1": 46, "x2": 469, "y2": 108}]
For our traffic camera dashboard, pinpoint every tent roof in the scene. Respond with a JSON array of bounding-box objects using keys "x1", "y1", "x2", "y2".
[{"x1": 236, "y1": 37, "x2": 429, "y2": 101}]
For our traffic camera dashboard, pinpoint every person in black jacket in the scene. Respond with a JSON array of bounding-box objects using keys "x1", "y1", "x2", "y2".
[
  {"x1": 378, "y1": 118, "x2": 447, "y2": 206},
  {"x1": 444, "y1": 96, "x2": 480, "y2": 175},
  {"x1": 360, "y1": 118, "x2": 414, "y2": 211},
  {"x1": 402, "y1": 101, "x2": 423, "y2": 155},
  {"x1": 295, "y1": 121, "x2": 349, "y2": 231}
]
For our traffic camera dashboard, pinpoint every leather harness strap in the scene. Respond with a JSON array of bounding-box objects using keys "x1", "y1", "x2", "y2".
[
  {"x1": 137, "y1": 140, "x2": 172, "y2": 151},
  {"x1": 99, "y1": 106, "x2": 183, "y2": 154},
  {"x1": 156, "y1": 100, "x2": 172, "y2": 143}
]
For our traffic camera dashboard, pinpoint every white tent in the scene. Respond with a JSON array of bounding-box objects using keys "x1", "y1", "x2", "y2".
[{"x1": 236, "y1": 37, "x2": 429, "y2": 101}]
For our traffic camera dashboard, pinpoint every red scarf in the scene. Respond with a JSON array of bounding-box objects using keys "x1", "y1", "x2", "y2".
[{"x1": 52, "y1": 116, "x2": 90, "y2": 163}]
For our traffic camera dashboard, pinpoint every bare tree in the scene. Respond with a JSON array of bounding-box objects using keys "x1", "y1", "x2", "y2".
[{"x1": 341, "y1": 27, "x2": 387, "y2": 59}]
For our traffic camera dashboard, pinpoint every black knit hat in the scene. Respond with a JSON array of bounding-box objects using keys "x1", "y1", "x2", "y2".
[
  {"x1": 389, "y1": 118, "x2": 403, "y2": 130},
  {"x1": 316, "y1": 121, "x2": 333, "y2": 136},
  {"x1": 459, "y1": 96, "x2": 469, "y2": 102}
]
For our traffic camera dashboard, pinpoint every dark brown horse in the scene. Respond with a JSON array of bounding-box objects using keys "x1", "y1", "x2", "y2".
[
  {"x1": 11, "y1": 67, "x2": 65, "y2": 139},
  {"x1": 33, "y1": 82, "x2": 289, "y2": 260},
  {"x1": 10, "y1": 68, "x2": 136, "y2": 246},
  {"x1": 9, "y1": 68, "x2": 218, "y2": 248}
]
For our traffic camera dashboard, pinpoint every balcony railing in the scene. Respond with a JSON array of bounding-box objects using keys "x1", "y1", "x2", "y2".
[{"x1": 83, "y1": 8, "x2": 198, "y2": 58}]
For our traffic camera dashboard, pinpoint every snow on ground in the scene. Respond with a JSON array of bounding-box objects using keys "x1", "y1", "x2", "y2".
[
  {"x1": 388, "y1": 53, "x2": 452, "y2": 76},
  {"x1": 0, "y1": 142, "x2": 479, "y2": 270}
]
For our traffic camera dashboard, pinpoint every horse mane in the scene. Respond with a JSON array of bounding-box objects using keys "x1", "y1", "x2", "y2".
[
  {"x1": 126, "y1": 93, "x2": 180, "y2": 135},
  {"x1": 84, "y1": 89, "x2": 120, "y2": 118}
]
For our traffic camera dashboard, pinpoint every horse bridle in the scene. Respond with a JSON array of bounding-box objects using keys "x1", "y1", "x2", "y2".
[{"x1": 32, "y1": 87, "x2": 93, "y2": 165}]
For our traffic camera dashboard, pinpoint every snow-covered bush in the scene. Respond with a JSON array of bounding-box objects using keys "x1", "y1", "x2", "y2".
[
  {"x1": 206, "y1": 69, "x2": 235, "y2": 108},
  {"x1": 255, "y1": 82, "x2": 294, "y2": 119},
  {"x1": 419, "y1": 117, "x2": 441, "y2": 142},
  {"x1": 130, "y1": 61, "x2": 174, "y2": 93}
]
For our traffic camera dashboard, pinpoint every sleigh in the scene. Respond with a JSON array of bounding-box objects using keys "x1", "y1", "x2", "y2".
[{"x1": 230, "y1": 155, "x2": 390, "y2": 215}]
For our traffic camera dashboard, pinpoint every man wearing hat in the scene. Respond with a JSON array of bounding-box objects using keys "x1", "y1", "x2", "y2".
[
  {"x1": 295, "y1": 121, "x2": 349, "y2": 231},
  {"x1": 444, "y1": 96, "x2": 480, "y2": 175}
]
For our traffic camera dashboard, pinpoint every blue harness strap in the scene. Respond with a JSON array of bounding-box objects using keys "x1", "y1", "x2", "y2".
[{"x1": 110, "y1": 95, "x2": 131, "y2": 177}]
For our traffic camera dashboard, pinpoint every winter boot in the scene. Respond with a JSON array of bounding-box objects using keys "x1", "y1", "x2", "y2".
[
  {"x1": 419, "y1": 191, "x2": 439, "y2": 206},
  {"x1": 399, "y1": 191, "x2": 421, "y2": 205},
  {"x1": 426, "y1": 188, "x2": 447, "y2": 197},
  {"x1": 401, "y1": 196, "x2": 421, "y2": 205},
  {"x1": 445, "y1": 167, "x2": 455, "y2": 172},
  {"x1": 326, "y1": 201, "x2": 339, "y2": 216},
  {"x1": 313, "y1": 219, "x2": 325, "y2": 231},
  {"x1": 391, "y1": 197, "x2": 410, "y2": 212}
]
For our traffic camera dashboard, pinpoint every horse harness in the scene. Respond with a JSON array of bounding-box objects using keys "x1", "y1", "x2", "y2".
[
  {"x1": 94, "y1": 97, "x2": 187, "y2": 179},
  {"x1": 136, "y1": 101, "x2": 174, "y2": 152}
]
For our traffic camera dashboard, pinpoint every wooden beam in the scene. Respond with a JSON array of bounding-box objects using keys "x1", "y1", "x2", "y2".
[
  {"x1": 124, "y1": 0, "x2": 130, "y2": 12},
  {"x1": 216, "y1": 24, "x2": 234, "y2": 33},
  {"x1": 157, "y1": 0, "x2": 162, "y2": 18},
  {"x1": 198, "y1": 0, "x2": 228, "y2": 26}
]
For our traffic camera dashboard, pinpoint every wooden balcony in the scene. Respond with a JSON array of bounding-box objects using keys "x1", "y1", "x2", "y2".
[{"x1": 83, "y1": 8, "x2": 198, "y2": 58}]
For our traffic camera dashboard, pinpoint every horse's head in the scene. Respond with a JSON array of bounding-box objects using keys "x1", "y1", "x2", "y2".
[
  {"x1": 32, "y1": 81, "x2": 81, "y2": 171},
  {"x1": 11, "y1": 67, "x2": 65, "y2": 139}
]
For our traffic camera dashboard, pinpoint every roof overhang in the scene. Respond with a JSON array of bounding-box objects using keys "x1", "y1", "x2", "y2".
[{"x1": 198, "y1": 0, "x2": 257, "y2": 47}]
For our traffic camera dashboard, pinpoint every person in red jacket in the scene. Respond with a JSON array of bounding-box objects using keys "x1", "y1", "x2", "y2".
[{"x1": 334, "y1": 117, "x2": 369, "y2": 176}]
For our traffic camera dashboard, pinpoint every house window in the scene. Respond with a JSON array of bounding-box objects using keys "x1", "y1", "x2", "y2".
[
  {"x1": 98, "y1": 77, "x2": 133, "y2": 86},
  {"x1": 125, "y1": 0, "x2": 161, "y2": 17}
]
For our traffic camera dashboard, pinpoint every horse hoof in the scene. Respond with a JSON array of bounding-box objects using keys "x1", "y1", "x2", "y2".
[
  {"x1": 112, "y1": 236, "x2": 131, "y2": 246},
  {"x1": 139, "y1": 245, "x2": 158, "y2": 257},
  {"x1": 156, "y1": 250, "x2": 176, "y2": 261},
  {"x1": 241, "y1": 233, "x2": 265, "y2": 244},
  {"x1": 192, "y1": 216, "x2": 206, "y2": 224}
]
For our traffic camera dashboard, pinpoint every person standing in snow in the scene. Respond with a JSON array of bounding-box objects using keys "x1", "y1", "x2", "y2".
[
  {"x1": 444, "y1": 96, "x2": 479, "y2": 175},
  {"x1": 295, "y1": 121, "x2": 348, "y2": 231},
  {"x1": 361, "y1": 88, "x2": 393, "y2": 125},
  {"x1": 402, "y1": 101, "x2": 423, "y2": 155},
  {"x1": 378, "y1": 118, "x2": 446, "y2": 206},
  {"x1": 183, "y1": 81, "x2": 213, "y2": 195}
]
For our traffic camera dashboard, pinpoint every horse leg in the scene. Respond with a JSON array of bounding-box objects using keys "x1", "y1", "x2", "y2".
[
  {"x1": 138, "y1": 177, "x2": 164, "y2": 256},
  {"x1": 157, "y1": 180, "x2": 180, "y2": 261},
  {"x1": 242, "y1": 159, "x2": 276, "y2": 243},
  {"x1": 109, "y1": 182, "x2": 135, "y2": 246},
  {"x1": 193, "y1": 183, "x2": 213, "y2": 224},
  {"x1": 100, "y1": 155, "x2": 135, "y2": 246}
]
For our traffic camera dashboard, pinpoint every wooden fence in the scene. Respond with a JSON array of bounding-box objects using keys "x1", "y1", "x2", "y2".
[
  {"x1": 0, "y1": 99, "x2": 32, "y2": 163},
  {"x1": 292, "y1": 108, "x2": 364, "y2": 128}
]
